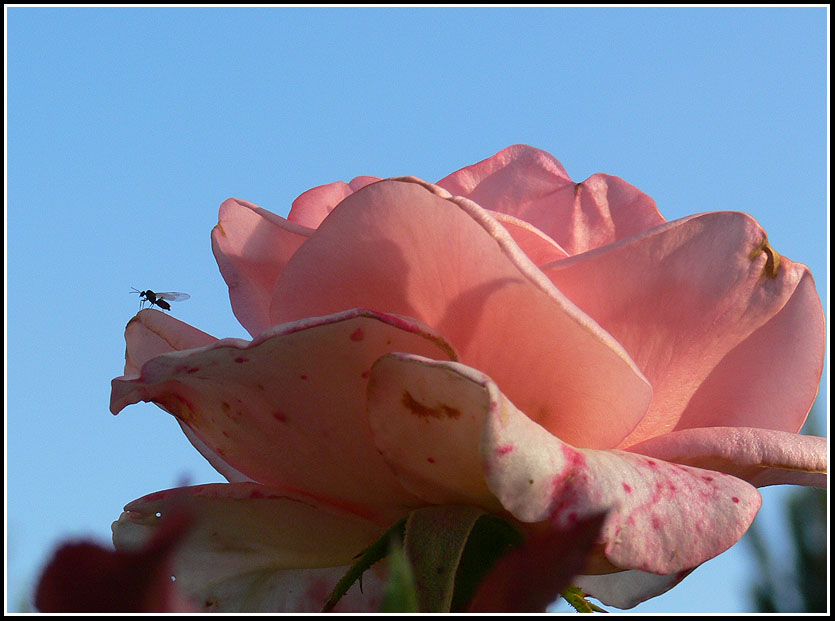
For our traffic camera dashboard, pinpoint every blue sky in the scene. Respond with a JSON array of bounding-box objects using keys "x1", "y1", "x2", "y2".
[{"x1": 6, "y1": 6, "x2": 828, "y2": 613}]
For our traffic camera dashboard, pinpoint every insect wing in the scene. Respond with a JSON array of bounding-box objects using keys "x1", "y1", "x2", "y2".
[{"x1": 154, "y1": 292, "x2": 190, "y2": 302}]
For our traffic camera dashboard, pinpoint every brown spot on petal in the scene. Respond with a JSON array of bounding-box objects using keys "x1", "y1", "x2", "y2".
[
  {"x1": 748, "y1": 236, "x2": 781, "y2": 279},
  {"x1": 401, "y1": 390, "x2": 461, "y2": 419}
]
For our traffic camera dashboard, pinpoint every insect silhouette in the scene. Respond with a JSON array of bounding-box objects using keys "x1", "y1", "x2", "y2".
[{"x1": 130, "y1": 287, "x2": 191, "y2": 311}]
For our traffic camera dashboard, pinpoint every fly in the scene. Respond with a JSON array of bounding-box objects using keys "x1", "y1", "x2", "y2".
[{"x1": 131, "y1": 287, "x2": 191, "y2": 311}]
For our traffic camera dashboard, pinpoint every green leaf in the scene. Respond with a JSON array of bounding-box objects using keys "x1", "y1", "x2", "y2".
[{"x1": 320, "y1": 517, "x2": 406, "y2": 612}]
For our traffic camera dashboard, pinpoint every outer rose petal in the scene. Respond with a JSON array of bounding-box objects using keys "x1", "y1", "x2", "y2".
[
  {"x1": 287, "y1": 176, "x2": 382, "y2": 229},
  {"x1": 271, "y1": 178, "x2": 652, "y2": 449},
  {"x1": 542, "y1": 211, "x2": 825, "y2": 446},
  {"x1": 481, "y1": 387, "x2": 761, "y2": 575},
  {"x1": 436, "y1": 144, "x2": 665, "y2": 255},
  {"x1": 624, "y1": 427, "x2": 827, "y2": 488},
  {"x1": 573, "y1": 569, "x2": 691, "y2": 609},
  {"x1": 112, "y1": 483, "x2": 385, "y2": 612},
  {"x1": 111, "y1": 309, "x2": 457, "y2": 523},
  {"x1": 365, "y1": 353, "x2": 760, "y2": 575},
  {"x1": 116, "y1": 310, "x2": 254, "y2": 484},
  {"x1": 122, "y1": 308, "x2": 218, "y2": 376},
  {"x1": 211, "y1": 198, "x2": 315, "y2": 337}
]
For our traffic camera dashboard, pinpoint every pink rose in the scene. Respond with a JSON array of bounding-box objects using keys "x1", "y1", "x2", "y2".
[{"x1": 110, "y1": 145, "x2": 826, "y2": 611}]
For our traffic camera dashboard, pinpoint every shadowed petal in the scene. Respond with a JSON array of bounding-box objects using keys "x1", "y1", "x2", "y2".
[
  {"x1": 272, "y1": 178, "x2": 652, "y2": 449},
  {"x1": 115, "y1": 310, "x2": 253, "y2": 483},
  {"x1": 112, "y1": 483, "x2": 386, "y2": 612},
  {"x1": 436, "y1": 144, "x2": 665, "y2": 255},
  {"x1": 111, "y1": 309, "x2": 457, "y2": 523}
]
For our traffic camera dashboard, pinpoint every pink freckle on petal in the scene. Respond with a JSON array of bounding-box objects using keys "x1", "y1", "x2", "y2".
[
  {"x1": 732, "y1": 497, "x2": 740, "y2": 503},
  {"x1": 300, "y1": 374, "x2": 308, "y2": 380},
  {"x1": 234, "y1": 357, "x2": 248, "y2": 363},
  {"x1": 249, "y1": 489, "x2": 266, "y2": 499},
  {"x1": 427, "y1": 457, "x2": 436, "y2": 464},
  {"x1": 361, "y1": 370, "x2": 370, "y2": 379},
  {"x1": 272, "y1": 411, "x2": 287, "y2": 423},
  {"x1": 350, "y1": 327, "x2": 364, "y2": 341},
  {"x1": 702, "y1": 475, "x2": 714, "y2": 482},
  {"x1": 645, "y1": 458, "x2": 657, "y2": 468},
  {"x1": 497, "y1": 444, "x2": 514, "y2": 456},
  {"x1": 652, "y1": 515, "x2": 662, "y2": 530},
  {"x1": 622, "y1": 482, "x2": 632, "y2": 493}
]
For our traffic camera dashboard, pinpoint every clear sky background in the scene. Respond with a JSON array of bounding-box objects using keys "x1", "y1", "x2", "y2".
[{"x1": 5, "y1": 6, "x2": 829, "y2": 614}]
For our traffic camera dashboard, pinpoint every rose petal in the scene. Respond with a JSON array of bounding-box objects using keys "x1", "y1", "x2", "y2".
[
  {"x1": 542, "y1": 211, "x2": 825, "y2": 446},
  {"x1": 490, "y1": 211, "x2": 569, "y2": 265},
  {"x1": 624, "y1": 427, "x2": 827, "y2": 488},
  {"x1": 436, "y1": 144, "x2": 665, "y2": 255},
  {"x1": 475, "y1": 369, "x2": 760, "y2": 574},
  {"x1": 112, "y1": 483, "x2": 386, "y2": 612},
  {"x1": 211, "y1": 197, "x2": 315, "y2": 337},
  {"x1": 114, "y1": 310, "x2": 254, "y2": 483},
  {"x1": 573, "y1": 568, "x2": 692, "y2": 609},
  {"x1": 287, "y1": 176, "x2": 382, "y2": 229},
  {"x1": 111, "y1": 309, "x2": 457, "y2": 523},
  {"x1": 367, "y1": 354, "x2": 759, "y2": 575},
  {"x1": 271, "y1": 178, "x2": 652, "y2": 449},
  {"x1": 121, "y1": 309, "x2": 218, "y2": 376},
  {"x1": 366, "y1": 354, "x2": 503, "y2": 510}
]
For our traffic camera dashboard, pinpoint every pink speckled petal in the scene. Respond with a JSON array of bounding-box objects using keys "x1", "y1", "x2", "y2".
[
  {"x1": 368, "y1": 354, "x2": 759, "y2": 575},
  {"x1": 211, "y1": 198, "x2": 315, "y2": 337},
  {"x1": 480, "y1": 379, "x2": 761, "y2": 575},
  {"x1": 287, "y1": 176, "x2": 381, "y2": 229},
  {"x1": 112, "y1": 483, "x2": 385, "y2": 612},
  {"x1": 490, "y1": 211, "x2": 569, "y2": 265},
  {"x1": 625, "y1": 427, "x2": 827, "y2": 489},
  {"x1": 574, "y1": 569, "x2": 692, "y2": 609},
  {"x1": 111, "y1": 309, "x2": 457, "y2": 523},
  {"x1": 272, "y1": 178, "x2": 651, "y2": 449},
  {"x1": 543, "y1": 212, "x2": 825, "y2": 446},
  {"x1": 115, "y1": 310, "x2": 252, "y2": 483},
  {"x1": 365, "y1": 354, "x2": 504, "y2": 511},
  {"x1": 436, "y1": 144, "x2": 665, "y2": 255}
]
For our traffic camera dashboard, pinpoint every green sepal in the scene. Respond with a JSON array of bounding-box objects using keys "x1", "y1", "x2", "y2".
[
  {"x1": 380, "y1": 533, "x2": 419, "y2": 612},
  {"x1": 402, "y1": 505, "x2": 486, "y2": 612}
]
